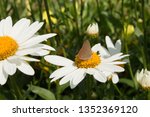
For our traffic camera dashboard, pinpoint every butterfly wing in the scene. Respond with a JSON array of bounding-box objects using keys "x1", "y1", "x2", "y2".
[{"x1": 77, "y1": 40, "x2": 92, "y2": 60}]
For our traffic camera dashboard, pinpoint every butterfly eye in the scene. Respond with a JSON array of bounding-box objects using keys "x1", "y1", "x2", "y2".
[{"x1": 77, "y1": 40, "x2": 92, "y2": 60}]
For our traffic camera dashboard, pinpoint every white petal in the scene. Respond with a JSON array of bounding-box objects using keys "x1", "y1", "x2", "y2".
[
  {"x1": 105, "y1": 36, "x2": 115, "y2": 49},
  {"x1": 30, "y1": 46, "x2": 55, "y2": 56},
  {"x1": 70, "y1": 83, "x2": 76, "y2": 89},
  {"x1": 99, "y1": 63, "x2": 124, "y2": 72},
  {"x1": 120, "y1": 54, "x2": 129, "y2": 59},
  {"x1": 38, "y1": 44, "x2": 55, "y2": 51},
  {"x1": 59, "y1": 75, "x2": 72, "y2": 85},
  {"x1": 7, "y1": 56, "x2": 20, "y2": 62},
  {"x1": 105, "y1": 54, "x2": 129, "y2": 62},
  {"x1": 19, "y1": 56, "x2": 39, "y2": 62},
  {"x1": 31, "y1": 50, "x2": 50, "y2": 56},
  {"x1": 72, "y1": 68, "x2": 86, "y2": 86},
  {"x1": 136, "y1": 70, "x2": 142, "y2": 82},
  {"x1": 109, "y1": 49, "x2": 119, "y2": 55},
  {"x1": 3, "y1": 16, "x2": 12, "y2": 35},
  {"x1": 70, "y1": 82, "x2": 76, "y2": 89},
  {"x1": 20, "y1": 33, "x2": 56, "y2": 48},
  {"x1": 106, "y1": 36, "x2": 121, "y2": 55},
  {"x1": 59, "y1": 70, "x2": 79, "y2": 88},
  {"x1": 112, "y1": 73, "x2": 119, "y2": 84},
  {"x1": 17, "y1": 61, "x2": 34, "y2": 75},
  {"x1": 86, "y1": 68, "x2": 96, "y2": 75},
  {"x1": 50, "y1": 66, "x2": 77, "y2": 79},
  {"x1": 103, "y1": 71, "x2": 112, "y2": 77},
  {"x1": 99, "y1": 46, "x2": 110, "y2": 57},
  {"x1": 107, "y1": 61, "x2": 126, "y2": 65},
  {"x1": 9, "y1": 18, "x2": 31, "y2": 40},
  {"x1": 0, "y1": 62, "x2": 8, "y2": 85},
  {"x1": 102, "y1": 53, "x2": 123, "y2": 62},
  {"x1": 93, "y1": 69, "x2": 107, "y2": 83},
  {"x1": 59, "y1": 67, "x2": 77, "y2": 85},
  {"x1": 16, "y1": 47, "x2": 41, "y2": 56},
  {"x1": 115, "y1": 39, "x2": 121, "y2": 52},
  {"x1": 92, "y1": 43, "x2": 101, "y2": 52},
  {"x1": 3, "y1": 60, "x2": 17, "y2": 75},
  {"x1": 44, "y1": 55, "x2": 74, "y2": 66},
  {"x1": 70, "y1": 69, "x2": 86, "y2": 89},
  {"x1": 92, "y1": 44, "x2": 110, "y2": 57},
  {"x1": 17, "y1": 21, "x2": 44, "y2": 43}
]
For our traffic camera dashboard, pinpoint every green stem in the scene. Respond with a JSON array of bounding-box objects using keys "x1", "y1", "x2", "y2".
[
  {"x1": 121, "y1": 0, "x2": 124, "y2": 22},
  {"x1": 13, "y1": 0, "x2": 20, "y2": 19},
  {"x1": 43, "y1": 0, "x2": 53, "y2": 32},
  {"x1": 73, "y1": 0, "x2": 80, "y2": 38},
  {"x1": 9, "y1": 77, "x2": 23, "y2": 100},
  {"x1": 133, "y1": 0, "x2": 138, "y2": 19},
  {"x1": 28, "y1": 0, "x2": 35, "y2": 21},
  {"x1": 124, "y1": 41, "x2": 138, "y2": 90},
  {"x1": 113, "y1": 84, "x2": 122, "y2": 96},
  {"x1": 56, "y1": 81, "x2": 61, "y2": 100},
  {"x1": 141, "y1": 46, "x2": 147, "y2": 68},
  {"x1": 122, "y1": 0, "x2": 138, "y2": 90},
  {"x1": 86, "y1": 77, "x2": 93, "y2": 99},
  {"x1": 96, "y1": 0, "x2": 101, "y2": 20},
  {"x1": 80, "y1": 0, "x2": 84, "y2": 31},
  {"x1": 38, "y1": 0, "x2": 43, "y2": 21},
  {"x1": 141, "y1": 0, "x2": 148, "y2": 69}
]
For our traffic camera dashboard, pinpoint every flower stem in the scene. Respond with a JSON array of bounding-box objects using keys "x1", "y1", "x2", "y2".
[
  {"x1": 121, "y1": 0, "x2": 138, "y2": 90},
  {"x1": 9, "y1": 76, "x2": 23, "y2": 100},
  {"x1": 28, "y1": 0, "x2": 36, "y2": 21},
  {"x1": 113, "y1": 84, "x2": 122, "y2": 96},
  {"x1": 124, "y1": 42, "x2": 138, "y2": 90},
  {"x1": 43, "y1": 0, "x2": 53, "y2": 32},
  {"x1": 37, "y1": 0, "x2": 43, "y2": 21},
  {"x1": 73, "y1": 0, "x2": 80, "y2": 37},
  {"x1": 141, "y1": 0, "x2": 148, "y2": 69},
  {"x1": 86, "y1": 77, "x2": 93, "y2": 99}
]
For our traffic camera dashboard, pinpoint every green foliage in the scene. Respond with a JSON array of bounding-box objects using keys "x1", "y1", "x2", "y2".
[
  {"x1": 28, "y1": 85, "x2": 55, "y2": 100},
  {"x1": 119, "y1": 78, "x2": 134, "y2": 88}
]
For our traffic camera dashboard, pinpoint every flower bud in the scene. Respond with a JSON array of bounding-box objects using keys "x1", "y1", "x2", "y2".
[
  {"x1": 136, "y1": 69, "x2": 150, "y2": 89},
  {"x1": 86, "y1": 23, "x2": 99, "y2": 38},
  {"x1": 124, "y1": 24, "x2": 134, "y2": 38}
]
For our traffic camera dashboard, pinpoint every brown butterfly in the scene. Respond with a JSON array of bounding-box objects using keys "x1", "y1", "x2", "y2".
[{"x1": 77, "y1": 40, "x2": 92, "y2": 60}]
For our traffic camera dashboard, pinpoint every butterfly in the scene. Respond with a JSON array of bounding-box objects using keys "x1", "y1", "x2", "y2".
[{"x1": 77, "y1": 40, "x2": 92, "y2": 60}]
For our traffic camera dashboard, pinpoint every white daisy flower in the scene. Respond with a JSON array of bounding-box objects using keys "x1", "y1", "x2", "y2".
[
  {"x1": 0, "y1": 16, "x2": 56, "y2": 85},
  {"x1": 136, "y1": 69, "x2": 150, "y2": 89},
  {"x1": 86, "y1": 23, "x2": 99, "y2": 38},
  {"x1": 105, "y1": 36, "x2": 122, "y2": 55},
  {"x1": 44, "y1": 40, "x2": 127, "y2": 89},
  {"x1": 101, "y1": 36, "x2": 128, "y2": 84}
]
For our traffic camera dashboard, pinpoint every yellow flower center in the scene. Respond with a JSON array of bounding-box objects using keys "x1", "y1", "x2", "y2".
[
  {"x1": 0, "y1": 36, "x2": 18, "y2": 60},
  {"x1": 75, "y1": 52, "x2": 100, "y2": 68}
]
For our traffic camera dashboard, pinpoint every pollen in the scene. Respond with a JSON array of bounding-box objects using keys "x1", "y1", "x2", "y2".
[
  {"x1": 75, "y1": 52, "x2": 100, "y2": 68},
  {"x1": 0, "y1": 36, "x2": 18, "y2": 60}
]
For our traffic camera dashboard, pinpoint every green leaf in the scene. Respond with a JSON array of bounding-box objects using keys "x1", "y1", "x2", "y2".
[
  {"x1": 28, "y1": 85, "x2": 55, "y2": 100},
  {"x1": 119, "y1": 78, "x2": 134, "y2": 88},
  {"x1": 57, "y1": 83, "x2": 69, "y2": 94}
]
